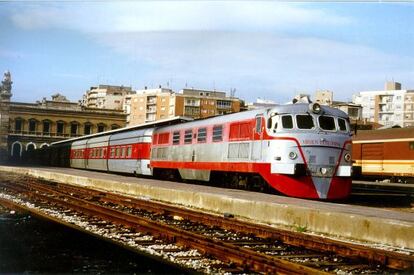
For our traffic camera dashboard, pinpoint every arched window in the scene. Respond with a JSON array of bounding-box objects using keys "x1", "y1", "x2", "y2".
[
  {"x1": 111, "y1": 124, "x2": 120, "y2": 130},
  {"x1": 14, "y1": 118, "x2": 24, "y2": 133},
  {"x1": 28, "y1": 119, "x2": 37, "y2": 134},
  {"x1": 70, "y1": 121, "x2": 79, "y2": 137},
  {"x1": 97, "y1": 123, "x2": 106, "y2": 133},
  {"x1": 56, "y1": 121, "x2": 65, "y2": 136},
  {"x1": 26, "y1": 142, "x2": 37, "y2": 151},
  {"x1": 84, "y1": 122, "x2": 93, "y2": 135},
  {"x1": 42, "y1": 120, "x2": 52, "y2": 135},
  {"x1": 11, "y1": 141, "x2": 23, "y2": 157},
  {"x1": 40, "y1": 143, "x2": 49, "y2": 149}
]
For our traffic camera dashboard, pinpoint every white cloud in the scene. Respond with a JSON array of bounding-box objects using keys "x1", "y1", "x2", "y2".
[
  {"x1": 7, "y1": 2, "x2": 413, "y2": 103},
  {"x1": 95, "y1": 31, "x2": 414, "y2": 102},
  {"x1": 10, "y1": 2, "x2": 350, "y2": 33}
]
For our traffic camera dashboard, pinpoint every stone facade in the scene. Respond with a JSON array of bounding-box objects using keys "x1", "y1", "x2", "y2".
[
  {"x1": 0, "y1": 71, "x2": 12, "y2": 162},
  {"x1": 0, "y1": 73, "x2": 128, "y2": 161},
  {"x1": 7, "y1": 96, "x2": 126, "y2": 160},
  {"x1": 0, "y1": 100, "x2": 10, "y2": 162}
]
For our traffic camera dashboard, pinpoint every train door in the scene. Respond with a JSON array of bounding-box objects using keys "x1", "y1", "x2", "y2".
[
  {"x1": 251, "y1": 116, "x2": 263, "y2": 160},
  {"x1": 85, "y1": 140, "x2": 90, "y2": 169},
  {"x1": 361, "y1": 143, "x2": 384, "y2": 174}
]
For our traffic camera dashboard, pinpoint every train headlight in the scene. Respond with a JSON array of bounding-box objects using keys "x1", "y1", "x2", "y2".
[
  {"x1": 288, "y1": 151, "x2": 298, "y2": 160},
  {"x1": 309, "y1": 103, "x2": 321, "y2": 114},
  {"x1": 344, "y1": 153, "x2": 351, "y2": 162}
]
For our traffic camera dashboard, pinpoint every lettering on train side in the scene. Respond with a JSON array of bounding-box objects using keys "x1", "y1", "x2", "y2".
[{"x1": 302, "y1": 139, "x2": 340, "y2": 147}]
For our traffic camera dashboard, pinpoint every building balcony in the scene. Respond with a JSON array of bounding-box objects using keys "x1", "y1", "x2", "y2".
[
  {"x1": 184, "y1": 102, "x2": 200, "y2": 107},
  {"x1": 217, "y1": 105, "x2": 231, "y2": 109}
]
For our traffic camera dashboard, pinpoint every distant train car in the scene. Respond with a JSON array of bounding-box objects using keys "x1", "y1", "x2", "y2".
[
  {"x1": 51, "y1": 103, "x2": 353, "y2": 200},
  {"x1": 352, "y1": 128, "x2": 414, "y2": 182},
  {"x1": 69, "y1": 128, "x2": 153, "y2": 175}
]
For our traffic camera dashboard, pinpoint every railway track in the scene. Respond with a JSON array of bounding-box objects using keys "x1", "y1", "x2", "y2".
[{"x1": 0, "y1": 175, "x2": 413, "y2": 274}]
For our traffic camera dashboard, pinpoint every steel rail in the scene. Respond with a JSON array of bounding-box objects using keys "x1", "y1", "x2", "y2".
[
  {"x1": 1, "y1": 181, "x2": 327, "y2": 274},
  {"x1": 39, "y1": 180, "x2": 414, "y2": 271}
]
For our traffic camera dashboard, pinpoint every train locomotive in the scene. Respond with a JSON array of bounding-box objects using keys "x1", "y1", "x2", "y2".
[{"x1": 51, "y1": 102, "x2": 353, "y2": 199}]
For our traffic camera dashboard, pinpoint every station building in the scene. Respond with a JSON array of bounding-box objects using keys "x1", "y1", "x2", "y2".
[{"x1": 0, "y1": 72, "x2": 127, "y2": 161}]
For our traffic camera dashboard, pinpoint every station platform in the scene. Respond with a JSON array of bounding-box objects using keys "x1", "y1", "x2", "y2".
[{"x1": 1, "y1": 165, "x2": 413, "y2": 250}]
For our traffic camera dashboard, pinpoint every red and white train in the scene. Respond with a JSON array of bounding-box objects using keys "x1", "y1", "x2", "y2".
[{"x1": 52, "y1": 102, "x2": 353, "y2": 199}]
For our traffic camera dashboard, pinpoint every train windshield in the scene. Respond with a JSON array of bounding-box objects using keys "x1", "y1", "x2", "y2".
[
  {"x1": 296, "y1": 114, "x2": 314, "y2": 129},
  {"x1": 318, "y1": 116, "x2": 336, "y2": 131},
  {"x1": 267, "y1": 113, "x2": 350, "y2": 133},
  {"x1": 281, "y1": 115, "x2": 293, "y2": 129},
  {"x1": 338, "y1": 118, "x2": 347, "y2": 131}
]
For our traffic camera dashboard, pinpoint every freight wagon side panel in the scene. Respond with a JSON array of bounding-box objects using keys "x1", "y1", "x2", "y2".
[
  {"x1": 382, "y1": 141, "x2": 414, "y2": 176},
  {"x1": 361, "y1": 143, "x2": 383, "y2": 175}
]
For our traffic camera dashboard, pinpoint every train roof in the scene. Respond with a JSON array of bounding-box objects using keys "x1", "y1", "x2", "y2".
[
  {"x1": 155, "y1": 103, "x2": 348, "y2": 132},
  {"x1": 51, "y1": 116, "x2": 193, "y2": 146},
  {"x1": 353, "y1": 127, "x2": 414, "y2": 142}
]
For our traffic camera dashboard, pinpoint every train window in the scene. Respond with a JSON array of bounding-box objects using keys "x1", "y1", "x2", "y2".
[
  {"x1": 296, "y1": 115, "x2": 314, "y2": 129},
  {"x1": 319, "y1": 116, "x2": 336, "y2": 131},
  {"x1": 213, "y1": 125, "x2": 223, "y2": 142},
  {"x1": 281, "y1": 115, "x2": 293, "y2": 129},
  {"x1": 158, "y1": 133, "x2": 170, "y2": 144},
  {"x1": 255, "y1": 117, "x2": 262, "y2": 133},
  {"x1": 110, "y1": 148, "x2": 115, "y2": 158},
  {"x1": 116, "y1": 147, "x2": 121, "y2": 158},
  {"x1": 197, "y1": 128, "x2": 207, "y2": 143},
  {"x1": 127, "y1": 146, "x2": 132, "y2": 157},
  {"x1": 184, "y1": 129, "x2": 193, "y2": 144},
  {"x1": 338, "y1": 118, "x2": 347, "y2": 131},
  {"x1": 121, "y1": 147, "x2": 126, "y2": 158},
  {"x1": 172, "y1": 131, "x2": 180, "y2": 145}
]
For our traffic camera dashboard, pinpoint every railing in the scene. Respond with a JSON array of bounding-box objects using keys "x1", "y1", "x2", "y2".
[
  {"x1": 8, "y1": 130, "x2": 82, "y2": 138},
  {"x1": 184, "y1": 102, "x2": 200, "y2": 107},
  {"x1": 217, "y1": 104, "x2": 231, "y2": 109}
]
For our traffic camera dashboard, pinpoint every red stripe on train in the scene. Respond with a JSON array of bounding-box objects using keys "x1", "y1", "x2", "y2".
[{"x1": 70, "y1": 143, "x2": 151, "y2": 160}]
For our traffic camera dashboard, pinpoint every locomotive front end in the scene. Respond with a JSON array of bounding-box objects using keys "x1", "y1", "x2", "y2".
[{"x1": 264, "y1": 103, "x2": 352, "y2": 199}]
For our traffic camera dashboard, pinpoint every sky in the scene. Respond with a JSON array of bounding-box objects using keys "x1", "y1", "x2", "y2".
[{"x1": 0, "y1": 1, "x2": 413, "y2": 104}]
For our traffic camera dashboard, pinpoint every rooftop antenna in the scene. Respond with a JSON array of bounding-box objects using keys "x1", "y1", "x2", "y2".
[{"x1": 230, "y1": 88, "x2": 236, "y2": 98}]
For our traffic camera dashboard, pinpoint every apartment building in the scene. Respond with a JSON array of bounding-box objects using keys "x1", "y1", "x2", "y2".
[
  {"x1": 315, "y1": 90, "x2": 333, "y2": 106},
  {"x1": 128, "y1": 87, "x2": 242, "y2": 125},
  {"x1": 176, "y1": 88, "x2": 241, "y2": 118},
  {"x1": 129, "y1": 87, "x2": 175, "y2": 125},
  {"x1": 353, "y1": 81, "x2": 414, "y2": 127},
  {"x1": 81, "y1": 85, "x2": 135, "y2": 110}
]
